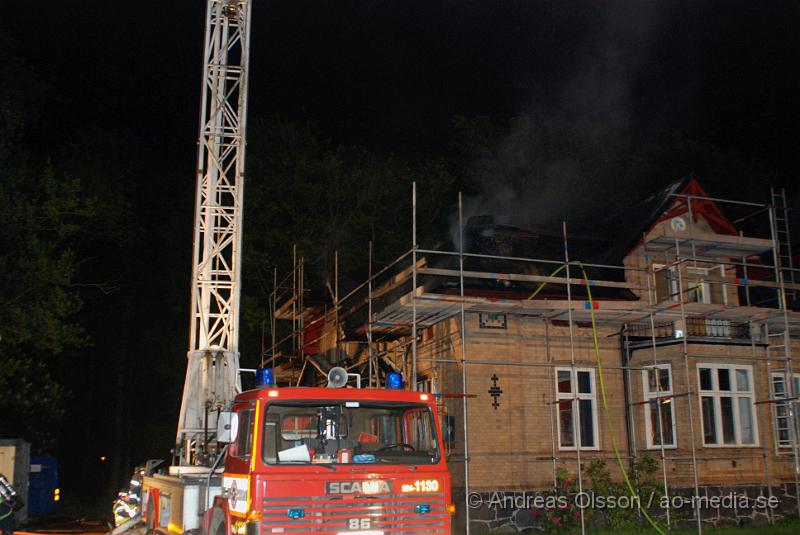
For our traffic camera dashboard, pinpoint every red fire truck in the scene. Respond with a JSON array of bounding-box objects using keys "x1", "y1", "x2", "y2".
[{"x1": 142, "y1": 385, "x2": 453, "y2": 535}]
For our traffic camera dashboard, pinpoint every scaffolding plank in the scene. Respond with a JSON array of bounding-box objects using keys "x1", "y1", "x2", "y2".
[
  {"x1": 643, "y1": 226, "x2": 773, "y2": 257},
  {"x1": 418, "y1": 267, "x2": 643, "y2": 290}
]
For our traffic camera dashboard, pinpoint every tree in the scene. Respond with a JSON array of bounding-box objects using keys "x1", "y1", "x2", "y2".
[
  {"x1": 239, "y1": 118, "x2": 459, "y2": 359},
  {"x1": 0, "y1": 45, "x2": 89, "y2": 449},
  {"x1": 55, "y1": 125, "x2": 194, "y2": 499}
]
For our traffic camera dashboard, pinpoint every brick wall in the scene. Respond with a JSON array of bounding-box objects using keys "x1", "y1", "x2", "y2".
[{"x1": 409, "y1": 313, "x2": 799, "y2": 495}]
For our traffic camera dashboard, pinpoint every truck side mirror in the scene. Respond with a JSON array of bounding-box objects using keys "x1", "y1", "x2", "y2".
[
  {"x1": 217, "y1": 411, "x2": 236, "y2": 443},
  {"x1": 442, "y1": 415, "x2": 455, "y2": 445}
]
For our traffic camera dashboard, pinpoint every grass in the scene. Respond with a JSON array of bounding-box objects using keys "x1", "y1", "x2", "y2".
[
  {"x1": 593, "y1": 517, "x2": 799, "y2": 534},
  {"x1": 475, "y1": 516, "x2": 800, "y2": 535}
]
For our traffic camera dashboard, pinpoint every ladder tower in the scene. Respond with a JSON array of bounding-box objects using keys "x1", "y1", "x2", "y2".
[{"x1": 176, "y1": 0, "x2": 253, "y2": 466}]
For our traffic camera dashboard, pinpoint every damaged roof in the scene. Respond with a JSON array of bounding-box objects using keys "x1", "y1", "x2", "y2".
[{"x1": 324, "y1": 176, "x2": 767, "y2": 340}]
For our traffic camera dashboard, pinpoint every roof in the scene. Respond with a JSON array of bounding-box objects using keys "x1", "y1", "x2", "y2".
[
  {"x1": 310, "y1": 176, "x2": 789, "y2": 343},
  {"x1": 601, "y1": 175, "x2": 739, "y2": 263}
]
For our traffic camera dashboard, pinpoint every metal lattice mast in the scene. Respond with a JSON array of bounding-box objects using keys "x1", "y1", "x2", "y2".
[{"x1": 176, "y1": 0, "x2": 252, "y2": 464}]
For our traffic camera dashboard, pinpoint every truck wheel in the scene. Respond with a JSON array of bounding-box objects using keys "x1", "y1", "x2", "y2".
[{"x1": 208, "y1": 507, "x2": 226, "y2": 535}]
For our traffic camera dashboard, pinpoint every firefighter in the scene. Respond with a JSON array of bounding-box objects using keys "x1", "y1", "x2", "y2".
[{"x1": 0, "y1": 473, "x2": 22, "y2": 535}]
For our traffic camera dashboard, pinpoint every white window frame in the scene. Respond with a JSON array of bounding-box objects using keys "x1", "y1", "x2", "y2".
[
  {"x1": 642, "y1": 364, "x2": 677, "y2": 449},
  {"x1": 771, "y1": 373, "x2": 800, "y2": 449},
  {"x1": 685, "y1": 265, "x2": 728, "y2": 305},
  {"x1": 555, "y1": 367, "x2": 600, "y2": 451},
  {"x1": 653, "y1": 264, "x2": 727, "y2": 305},
  {"x1": 697, "y1": 363, "x2": 758, "y2": 447}
]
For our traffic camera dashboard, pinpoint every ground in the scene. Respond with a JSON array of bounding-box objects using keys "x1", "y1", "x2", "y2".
[{"x1": 475, "y1": 516, "x2": 800, "y2": 534}]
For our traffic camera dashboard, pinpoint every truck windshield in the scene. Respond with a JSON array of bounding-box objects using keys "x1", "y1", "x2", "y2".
[{"x1": 262, "y1": 400, "x2": 440, "y2": 466}]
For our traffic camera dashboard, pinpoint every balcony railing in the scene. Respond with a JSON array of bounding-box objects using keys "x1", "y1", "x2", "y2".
[{"x1": 627, "y1": 319, "x2": 750, "y2": 340}]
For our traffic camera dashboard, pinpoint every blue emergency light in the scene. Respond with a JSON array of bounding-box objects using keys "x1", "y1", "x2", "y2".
[
  {"x1": 256, "y1": 368, "x2": 275, "y2": 387},
  {"x1": 386, "y1": 372, "x2": 403, "y2": 389}
]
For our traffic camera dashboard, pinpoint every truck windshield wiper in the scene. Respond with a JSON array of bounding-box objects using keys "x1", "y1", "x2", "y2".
[
  {"x1": 278, "y1": 461, "x2": 337, "y2": 471},
  {"x1": 378, "y1": 458, "x2": 417, "y2": 471}
]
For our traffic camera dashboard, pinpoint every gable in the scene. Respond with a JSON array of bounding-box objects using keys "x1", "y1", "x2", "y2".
[
  {"x1": 619, "y1": 177, "x2": 739, "y2": 261},
  {"x1": 651, "y1": 178, "x2": 738, "y2": 237}
]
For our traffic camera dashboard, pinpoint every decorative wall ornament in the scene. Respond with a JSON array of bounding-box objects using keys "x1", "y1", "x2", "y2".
[{"x1": 488, "y1": 374, "x2": 503, "y2": 409}]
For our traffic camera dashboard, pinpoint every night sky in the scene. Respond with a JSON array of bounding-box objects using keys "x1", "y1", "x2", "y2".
[
  {"x1": 4, "y1": 1, "x2": 797, "y2": 178},
  {"x1": 2, "y1": 0, "x2": 798, "y2": 514}
]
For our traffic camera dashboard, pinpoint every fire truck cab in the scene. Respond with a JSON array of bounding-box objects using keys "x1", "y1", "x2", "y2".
[{"x1": 143, "y1": 385, "x2": 453, "y2": 535}]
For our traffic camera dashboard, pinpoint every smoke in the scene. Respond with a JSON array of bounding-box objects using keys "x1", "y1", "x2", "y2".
[
  {"x1": 458, "y1": 115, "x2": 597, "y2": 230},
  {"x1": 453, "y1": 2, "x2": 670, "y2": 247},
  {"x1": 561, "y1": 1, "x2": 666, "y2": 133}
]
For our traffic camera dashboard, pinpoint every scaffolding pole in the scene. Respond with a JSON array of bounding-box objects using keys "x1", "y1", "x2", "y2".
[
  {"x1": 368, "y1": 240, "x2": 375, "y2": 387},
  {"x1": 753, "y1": 321, "x2": 776, "y2": 524},
  {"x1": 674, "y1": 236, "x2": 703, "y2": 534},
  {"x1": 412, "y1": 182, "x2": 418, "y2": 391},
  {"x1": 545, "y1": 318, "x2": 558, "y2": 487},
  {"x1": 335, "y1": 250, "x2": 339, "y2": 361},
  {"x1": 458, "y1": 193, "x2": 472, "y2": 535},
  {"x1": 562, "y1": 221, "x2": 586, "y2": 535},
  {"x1": 648, "y1": 312, "x2": 672, "y2": 527},
  {"x1": 271, "y1": 268, "x2": 277, "y2": 370},
  {"x1": 292, "y1": 244, "x2": 297, "y2": 357}
]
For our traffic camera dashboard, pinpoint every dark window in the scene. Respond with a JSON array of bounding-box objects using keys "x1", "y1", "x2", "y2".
[
  {"x1": 643, "y1": 365, "x2": 676, "y2": 448},
  {"x1": 720, "y1": 397, "x2": 735, "y2": 444},
  {"x1": 650, "y1": 400, "x2": 674, "y2": 446},
  {"x1": 231, "y1": 408, "x2": 254, "y2": 458},
  {"x1": 702, "y1": 397, "x2": 716, "y2": 444},
  {"x1": 557, "y1": 370, "x2": 571, "y2": 393},
  {"x1": 739, "y1": 398, "x2": 755, "y2": 444},
  {"x1": 577, "y1": 371, "x2": 592, "y2": 394},
  {"x1": 698, "y1": 365, "x2": 756, "y2": 446},
  {"x1": 736, "y1": 369, "x2": 750, "y2": 391},
  {"x1": 559, "y1": 400, "x2": 574, "y2": 448},
  {"x1": 654, "y1": 267, "x2": 673, "y2": 302},
  {"x1": 699, "y1": 368, "x2": 713, "y2": 391},
  {"x1": 579, "y1": 400, "x2": 595, "y2": 447},
  {"x1": 653, "y1": 368, "x2": 670, "y2": 392},
  {"x1": 718, "y1": 369, "x2": 731, "y2": 391},
  {"x1": 262, "y1": 401, "x2": 439, "y2": 466},
  {"x1": 556, "y1": 368, "x2": 596, "y2": 450}
]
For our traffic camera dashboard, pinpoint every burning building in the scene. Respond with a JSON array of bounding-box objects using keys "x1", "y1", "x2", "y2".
[{"x1": 268, "y1": 177, "x2": 800, "y2": 532}]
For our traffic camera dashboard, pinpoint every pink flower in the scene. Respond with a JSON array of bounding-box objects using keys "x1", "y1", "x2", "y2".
[
  {"x1": 532, "y1": 509, "x2": 541, "y2": 518},
  {"x1": 551, "y1": 517, "x2": 561, "y2": 526},
  {"x1": 562, "y1": 479, "x2": 571, "y2": 489}
]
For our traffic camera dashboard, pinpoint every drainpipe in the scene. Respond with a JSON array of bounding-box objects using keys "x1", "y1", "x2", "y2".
[{"x1": 620, "y1": 327, "x2": 635, "y2": 470}]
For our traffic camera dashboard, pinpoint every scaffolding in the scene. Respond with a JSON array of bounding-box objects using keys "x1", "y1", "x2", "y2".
[{"x1": 269, "y1": 183, "x2": 800, "y2": 534}]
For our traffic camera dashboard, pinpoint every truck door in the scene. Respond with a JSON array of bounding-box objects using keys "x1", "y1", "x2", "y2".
[{"x1": 220, "y1": 402, "x2": 255, "y2": 520}]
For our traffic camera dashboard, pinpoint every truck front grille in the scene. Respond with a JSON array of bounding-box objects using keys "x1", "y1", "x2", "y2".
[{"x1": 260, "y1": 493, "x2": 448, "y2": 534}]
